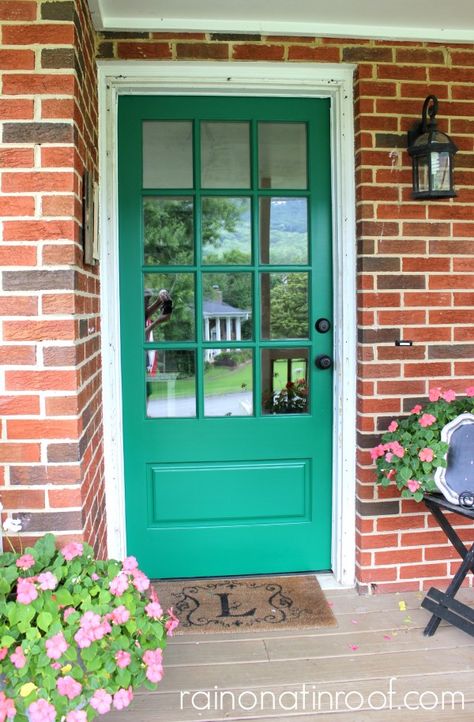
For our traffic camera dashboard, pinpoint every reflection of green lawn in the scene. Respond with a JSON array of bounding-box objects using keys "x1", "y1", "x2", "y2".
[{"x1": 148, "y1": 361, "x2": 253, "y2": 399}]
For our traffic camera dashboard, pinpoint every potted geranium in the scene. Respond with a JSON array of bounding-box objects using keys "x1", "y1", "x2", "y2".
[
  {"x1": 264, "y1": 378, "x2": 308, "y2": 414},
  {"x1": 0, "y1": 533, "x2": 178, "y2": 721},
  {"x1": 371, "y1": 386, "x2": 474, "y2": 501}
]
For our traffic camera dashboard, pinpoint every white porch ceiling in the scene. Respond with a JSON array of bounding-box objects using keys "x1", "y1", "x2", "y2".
[{"x1": 88, "y1": 0, "x2": 474, "y2": 43}]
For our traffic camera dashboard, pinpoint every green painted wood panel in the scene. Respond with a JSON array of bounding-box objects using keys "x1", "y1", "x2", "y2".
[{"x1": 118, "y1": 95, "x2": 333, "y2": 578}]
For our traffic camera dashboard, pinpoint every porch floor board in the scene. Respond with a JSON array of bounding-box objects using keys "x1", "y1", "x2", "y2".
[{"x1": 107, "y1": 588, "x2": 474, "y2": 720}]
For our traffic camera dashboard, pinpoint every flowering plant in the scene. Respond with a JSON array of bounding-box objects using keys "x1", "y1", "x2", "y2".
[
  {"x1": 0, "y1": 533, "x2": 178, "y2": 721},
  {"x1": 264, "y1": 378, "x2": 308, "y2": 414},
  {"x1": 371, "y1": 386, "x2": 474, "y2": 502}
]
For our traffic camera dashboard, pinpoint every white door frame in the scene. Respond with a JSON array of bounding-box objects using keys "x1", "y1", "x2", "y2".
[{"x1": 98, "y1": 61, "x2": 357, "y2": 587}]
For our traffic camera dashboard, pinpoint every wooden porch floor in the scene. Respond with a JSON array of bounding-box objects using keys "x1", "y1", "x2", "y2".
[{"x1": 108, "y1": 586, "x2": 474, "y2": 721}]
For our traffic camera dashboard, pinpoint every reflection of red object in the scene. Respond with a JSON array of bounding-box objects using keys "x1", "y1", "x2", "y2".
[{"x1": 146, "y1": 321, "x2": 158, "y2": 376}]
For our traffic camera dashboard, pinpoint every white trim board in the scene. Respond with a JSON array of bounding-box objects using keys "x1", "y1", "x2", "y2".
[
  {"x1": 88, "y1": 0, "x2": 474, "y2": 43},
  {"x1": 98, "y1": 61, "x2": 357, "y2": 588}
]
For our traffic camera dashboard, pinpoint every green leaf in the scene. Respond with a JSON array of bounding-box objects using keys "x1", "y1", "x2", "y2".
[
  {"x1": 117, "y1": 668, "x2": 131, "y2": 687},
  {"x1": 414, "y1": 491, "x2": 424, "y2": 502},
  {"x1": 399, "y1": 466, "x2": 412, "y2": 482},
  {"x1": 0, "y1": 635, "x2": 15, "y2": 648},
  {"x1": 0, "y1": 577, "x2": 10, "y2": 594},
  {"x1": 37, "y1": 611, "x2": 53, "y2": 632},
  {"x1": 25, "y1": 627, "x2": 41, "y2": 641},
  {"x1": 33, "y1": 533, "x2": 56, "y2": 566},
  {"x1": 85, "y1": 656, "x2": 102, "y2": 672},
  {"x1": 54, "y1": 588, "x2": 74, "y2": 606},
  {"x1": 17, "y1": 604, "x2": 35, "y2": 624},
  {"x1": 0, "y1": 552, "x2": 17, "y2": 568}
]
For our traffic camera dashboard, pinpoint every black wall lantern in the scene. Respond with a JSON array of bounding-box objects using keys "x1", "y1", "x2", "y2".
[{"x1": 407, "y1": 95, "x2": 458, "y2": 199}]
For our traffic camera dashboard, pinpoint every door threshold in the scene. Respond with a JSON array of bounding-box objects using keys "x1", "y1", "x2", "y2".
[{"x1": 316, "y1": 572, "x2": 355, "y2": 590}]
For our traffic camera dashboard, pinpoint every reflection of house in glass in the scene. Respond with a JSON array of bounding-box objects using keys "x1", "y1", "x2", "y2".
[{"x1": 203, "y1": 300, "x2": 250, "y2": 362}]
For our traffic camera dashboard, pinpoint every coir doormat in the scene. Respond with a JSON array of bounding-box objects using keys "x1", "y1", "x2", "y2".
[{"x1": 153, "y1": 575, "x2": 336, "y2": 633}]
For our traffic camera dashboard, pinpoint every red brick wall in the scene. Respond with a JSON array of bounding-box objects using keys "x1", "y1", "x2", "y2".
[
  {"x1": 0, "y1": 0, "x2": 106, "y2": 555},
  {"x1": 97, "y1": 33, "x2": 474, "y2": 591}
]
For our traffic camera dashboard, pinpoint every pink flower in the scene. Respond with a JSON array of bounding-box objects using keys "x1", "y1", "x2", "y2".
[
  {"x1": 132, "y1": 570, "x2": 150, "y2": 592},
  {"x1": 466, "y1": 386, "x2": 474, "y2": 397},
  {"x1": 57, "y1": 676, "x2": 82, "y2": 700},
  {"x1": 0, "y1": 647, "x2": 8, "y2": 661},
  {"x1": 385, "y1": 452, "x2": 393, "y2": 462},
  {"x1": 16, "y1": 553, "x2": 35, "y2": 570},
  {"x1": 407, "y1": 479, "x2": 421, "y2": 493},
  {"x1": 0, "y1": 692, "x2": 16, "y2": 720},
  {"x1": 111, "y1": 605, "x2": 130, "y2": 625},
  {"x1": 115, "y1": 650, "x2": 131, "y2": 668},
  {"x1": 10, "y1": 646, "x2": 26, "y2": 669},
  {"x1": 442, "y1": 389, "x2": 456, "y2": 403},
  {"x1": 388, "y1": 441, "x2": 405, "y2": 458},
  {"x1": 370, "y1": 444, "x2": 386, "y2": 461},
  {"x1": 61, "y1": 542, "x2": 83, "y2": 561},
  {"x1": 17, "y1": 577, "x2": 38, "y2": 604},
  {"x1": 27, "y1": 699, "x2": 56, "y2": 722},
  {"x1": 429, "y1": 387, "x2": 442, "y2": 402},
  {"x1": 122, "y1": 556, "x2": 138, "y2": 572},
  {"x1": 90, "y1": 689, "x2": 112, "y2": 715},
  {"x1": 146, "y1": 663, "x2": 163, "y2": 683},
  {"x1": 145, "y1": 601, "x2": 163, "y2": 619},
  {"x1": 37, "y1": 572, "x2": 58, "y2": 591},
  {"x1": 63, "y1": 607, "x2": 76, "y2": 621},
  {"x1": 388, "y1": 421, "x2": 398, "y2": 433},
  {"x1": 165, "y1": 608, "x2": 179, "y2": 636},
  {"x1": 51, "y1": 662, "x2": 61, "y2": 670},
  {"x1": 74, "y1": 628, "x2": 92, "y2": 649},
  {"x1": 91, "y1": 573, "x2": 99, "y2": 581},
  {"x1": 113, "y1": 688, "x2": 133, "y2": 711},
  {"x1": 419, "y1": 447, "x2": 434, "y2": 463},
  {"x1": 45, "y1": 632, "x2": 68, "y2": 660},
  {"x1": 410, "y1": 404, "x2": 422, "y2": 414},
  {"x1": 80, "y1": 610, "x2": 101, "y2": 632},
  {"x1": 66, "y1": 713, "x2": 87, "y2": 722},
  {"x1": 419, "y1": 413, "x2": 436, "y2": 428},
  {"x1": 110, "y1": 573, "x2": 129, "y2": 597},
  {"x1": 143, "y1": 648, "x2": 163, "y2": 666}
]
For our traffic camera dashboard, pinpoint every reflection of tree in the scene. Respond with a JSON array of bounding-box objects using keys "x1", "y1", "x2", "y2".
[
  {"x1": 144, "y1": 197, "x2": 244, "y2": 342},
  {"x1": 269, "y1": 273, "x2": 308, "y2": 339},
  {"x1": 203, "y1": 250, "x2": 251, "y2": 309},
  {"x1": 144, "y1": 197, "x2": 241, "y2": 265}
]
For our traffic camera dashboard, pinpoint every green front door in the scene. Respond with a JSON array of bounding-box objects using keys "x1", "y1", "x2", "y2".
[{"x1": 118, "y1": 95, "x2": 333, "y2": 578}]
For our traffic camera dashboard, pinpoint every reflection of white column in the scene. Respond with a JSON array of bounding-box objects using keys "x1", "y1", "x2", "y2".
[
  {"x1": 236, "y1": 317, "x2": 242, "y2": 341},
  {"x1": 204, "y1": 316, "x2": 210, "y2": 341},
  {"x1": 215, "y1": 317, "x2": 221, "y2": 341},
  {"x1": 226, "y1": 317, "x2": 232, "y2": 350}
]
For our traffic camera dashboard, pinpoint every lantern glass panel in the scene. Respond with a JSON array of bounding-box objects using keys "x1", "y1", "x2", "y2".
[
  {"x1": 416, "y1": 156, "x2": 429, "y2": 193},
  {"x1": 431, "y1": 152, "x2": 451, "y2": 192}
]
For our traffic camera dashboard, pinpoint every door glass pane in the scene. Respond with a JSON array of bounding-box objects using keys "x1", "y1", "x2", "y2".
[
  {"x1": 204, "y1": 349, "x2": 253, "y2": 417},
  {"x1": 202, "y1": 197, "x2": 251, "y2": 264},
  {"x1": 146, "y1": 350, "x2": 196, "y2": 418},
  {"x1": 143, "y1": 121, "x2": 193, "y2": 189},
  {"x1": 144, "y1": 197, "x2": 193, "y2": 265},
  {"x1": 261, "y1": 348, "x2": 309, "y2": 414},
  {"x1": 144, "y1": 273, "x2": 195, "y2": 342},
  {"x1": 259, "y1": 123, "x2": 307, "y2": 189},
  {"x1": 260, "y1": 198, "x2": 308, "y2": 264},
  {"x1": 261, "y1": 272, "x2": 309, "y2": 339},
  {"x1": 201, "y1": 122, "x2": 250, "y2": 188},
  {"x1": 203, "y1": 272, "x2": 252, "y2": 341}
]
